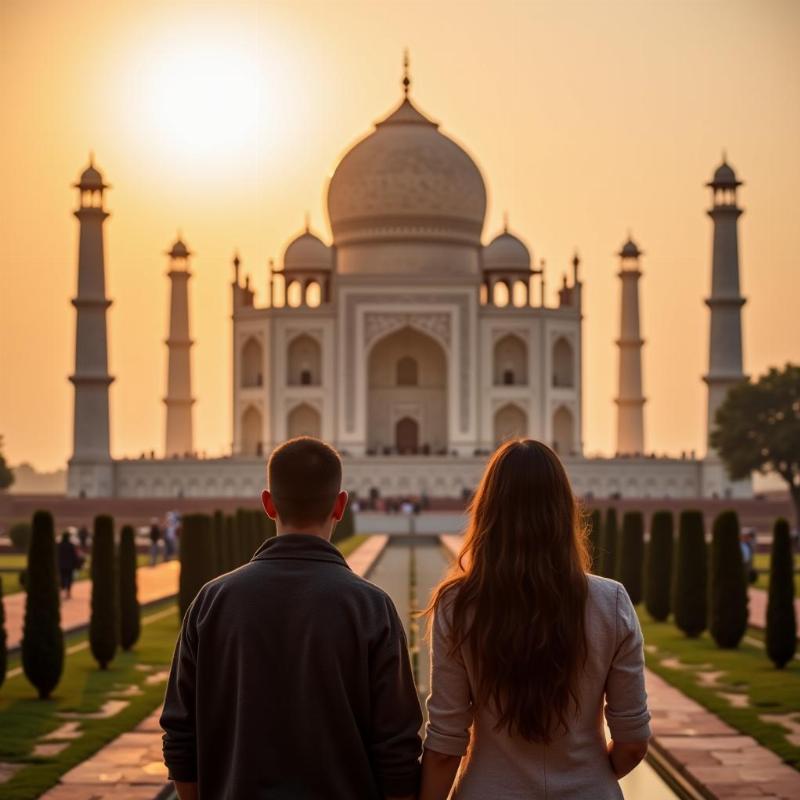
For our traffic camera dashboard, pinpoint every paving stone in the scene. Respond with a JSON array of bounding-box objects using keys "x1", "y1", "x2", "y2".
[
  {"x1": 0, "y1": 762, "x2": 23, "y2": 783},
  {"x1": 58, "y1": 700, "x2": 129, "y2": 720},
  {"x1": 42, "y1": 722, "x2": 82, "y2": 741},
  {"x1": 32, "y1": 742, "x2": 70, "y2": 757}
]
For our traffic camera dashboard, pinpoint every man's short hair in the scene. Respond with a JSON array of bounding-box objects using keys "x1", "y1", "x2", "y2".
[{"x1": 267, "y1": 437, "x2": 342, "y2": 527}]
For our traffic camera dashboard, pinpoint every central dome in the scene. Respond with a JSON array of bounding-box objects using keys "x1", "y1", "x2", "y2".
[{"x1": 326, "y1": 96, "x2": 487, "y2": 247}]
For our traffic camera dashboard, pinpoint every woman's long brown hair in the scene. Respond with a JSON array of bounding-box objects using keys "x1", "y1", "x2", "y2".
[{"x1": 428, "y1": 439, "x2": 590, "y2": 743}]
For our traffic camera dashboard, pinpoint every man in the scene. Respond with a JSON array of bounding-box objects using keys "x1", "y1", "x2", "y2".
[{"x1": 161, "y1": 437, "x2": 422, "y2": 799}]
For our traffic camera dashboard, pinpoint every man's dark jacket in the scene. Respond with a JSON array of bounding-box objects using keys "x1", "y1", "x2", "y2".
[{"x1": 161, "y1": 534, "x2": 422, "y2": 799}]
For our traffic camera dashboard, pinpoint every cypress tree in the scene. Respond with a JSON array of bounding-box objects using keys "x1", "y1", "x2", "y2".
[
  {"x1": 22, "y1": 510, "x2": 64, "y2": 698},
  {"x1": 709, "y1": 510, "x2": 748, "y2": 648},
  {"x1": 600, "y1": 508, "x2": 619, "y2": 579},
  {"x1": 224, "y1": 514, "x2": 238, "y2": 571},
  {"x1": 332, "y1": 501, "x2": 355, "y2": 544},
  {"x1": 587, "y1": 509, "x2": 602, "y2": 572},
  {"x1": 0, "y1": 576, "x2": 7, "y2": 690},
  {"x1": 178, "y1": 514, "x2": 216, "y2": 618},
  {"x1": 766, "y1": 518, "x2": 797, "y2": 668},
  {"x1": 644, "y1": 510, "x2": 673, "y2": 621},
  {"x1": 212, "y1": 510, "x2": 225, "y2": 575},
  {"x1": 90, "y1": 515, "x2": 118, "y2": 669},
  {"x1": 617, "y1": 511, "x2": 645, "y2": 605},
  {"x1": 235, "y1": 508, "x2": 252, "y2": 565},
  {"x1": 673, "y1": 510, "x2": 707, "y2": 638},
  {"x1": 118, "y1": 525, "x2": 140, "y2": 651}
]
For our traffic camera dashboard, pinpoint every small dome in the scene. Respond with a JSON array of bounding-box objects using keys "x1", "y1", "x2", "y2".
[
  {"x1": 708, "y1": 158, "x2": 741, "y2": 188},
  {"x1": 75, "y1": 158, "x2": 107, "y2": 190},
  {"x1": 483, "y1": 230, "x2": 531, "y2": 272},
  {"x1": 283, "y1": 231, "x2": 332, "y2": 271},
  {"x1": 618, "y1": 236, "x2": 642, "y2": 259},
  {"x1": 168, "y1": 237, "x2": 191, "y2": 259}
]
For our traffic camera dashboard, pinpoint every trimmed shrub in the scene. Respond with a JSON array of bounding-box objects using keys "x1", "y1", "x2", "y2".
[
  {"x1": 709, "y1": 510, "x2": 748, "y2": 648},
  {"x1": 672, "y1": 510, "x2": 707, "y2": 638},
  {"x1": 212, "y1": 510, "x2": 225, "y2": 576},
  {"x1": 766, "y1": 518, "x2": 797, "y2": 668},
  {"x1": 332, "y1": 501, "x2": 355, "y2": 544},
  {"x1": 9, "y1": 521, "x2": 31, "y2": 552},
  {"x1": 0, "y1": 576, "x2": 6, "y2": 690},
  {"x1": 22, "y1": 510, "x2": 64, "y2": 698},
  {"x1": 178, "y1": 514, "x2": 215, "y2": 619},
  {"x1": 599, "y1": 508, "x2": 619, "y2": 579},
  {"x1": 119, "y1": 525, "x2": 140, "y2": 651},
  {"x1": 617, "y1": 512, "x2": 645, "y2": 605},
  {"x1": 90, "y1": 515, "x2": 118, "y2": 669},
  {"x1": 224, "y1": 514, "x2": 238, "y2": 571},
  {"x1": 587, "y1": 509, "x2": 602, "y2": 572},
  {"x1": 644, "y1": 511, "x2": 674, "y2": 621}
]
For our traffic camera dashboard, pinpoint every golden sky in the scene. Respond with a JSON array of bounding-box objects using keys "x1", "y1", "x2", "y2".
[{"x1": 1, "y1": 0, "x2": 798, "y2": 472}]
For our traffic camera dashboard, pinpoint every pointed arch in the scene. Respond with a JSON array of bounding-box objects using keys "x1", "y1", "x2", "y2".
[
  {"x1": 493, "y1": 334, "x2": 527, "y2": 386},
  {"x1": 287, "y1": 402, "x2": 321, "y2": 439},
  {"x1": 552, "y1": 337, "x2": 574, "y2": 388},
  {"x1": 241, "y1": 337, "x2": 263, "y2": 388},
  {"x1": 241, "y1": 405, "x2": 263, "y2": 456},
  {"x1": 494, "y1": 403, "x2": 528, "y2": 446},
  {"x1": 552, "y1": 405, "x2": 574, "y2": 455},
  {"x1": 287, "y1": 334, "x2": 321, "y2": 386}
]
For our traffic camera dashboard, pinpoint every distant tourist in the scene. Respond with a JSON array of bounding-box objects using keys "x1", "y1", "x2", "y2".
[
  {"x1": 741, "y1": 527, "x2": 758, "y2": 584},
  {"x1": 57, "y1": 531, "x2": 83, "y2": 599},
  {"x1": 163, "y1": 511, "x2": 178, "y2": 560},
  {"x1": 77, "y1": 525, "x2": 89, "y2": 550},
  {"x1": 148, "y1": 518, "x2": 162, "y2": 566},
  {"x1": 161, "y1": 437, "x2": 421, "y2": 799},
  {"x1": 420, "y1": 440, "x2": 650, "y2": 799}
]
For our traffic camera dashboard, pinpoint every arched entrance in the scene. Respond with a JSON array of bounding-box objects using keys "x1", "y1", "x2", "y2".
[
  {"x1": 368, "y1": 326, "x2": 447, "y2": 454},
  {"x1": 395, "y1": 417, "x2": 419, "y2": 454},
  {"x1": 287, "y1": 402, "x2": 321, "y2": 439},
  {"x1": 494, "y1": 403, "x2": 528, "y2": 446}
]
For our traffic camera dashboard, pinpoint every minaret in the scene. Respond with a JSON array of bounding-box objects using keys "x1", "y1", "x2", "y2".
[
  {"x1": 615, "y1": 235, "x2": 646, "y2": 456},
  {"x1": 704, "y1": 157, "x2": 746, "y2": 452},
  {"x1": 68, "y1": 157, "x2": 114, "y2": 492},
  {"x1": 163, "y1": 236, "x2": 195, "y2": 457}
]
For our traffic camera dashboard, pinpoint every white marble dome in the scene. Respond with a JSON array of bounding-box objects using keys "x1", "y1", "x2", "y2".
[
  {"x1": 326, "y1": 97, "x2": 487, "y2": 247},
  {"x1": 483, "y1": 231, "x2": 531, "y2": 272},
  {"x1": 283, "y1": 231, "x2": 332, "y2": 271}
]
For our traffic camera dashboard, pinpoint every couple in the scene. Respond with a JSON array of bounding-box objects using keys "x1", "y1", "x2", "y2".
[{"x1": 161, "y1": 437, "x2": 650, "y2": 799}]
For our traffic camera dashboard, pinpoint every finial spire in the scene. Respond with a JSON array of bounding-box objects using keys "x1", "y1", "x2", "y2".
[
  {"x1": 402, "y1": 49, "x2": 411, "y2": 98},
  {"x1": 89, "y1": 150, "x2": 95, "y2": 167},
  {"x1": 304, "y1": 211, "x2": 310, "y2": 233},
  {"x1": 503, "y1": 211, "x2": 509, "y2": 233}
]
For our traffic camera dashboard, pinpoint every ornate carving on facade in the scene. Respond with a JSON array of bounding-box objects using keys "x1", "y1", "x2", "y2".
[{"x1": 363, "y1": 312, "x2": 451, "y2": 348}]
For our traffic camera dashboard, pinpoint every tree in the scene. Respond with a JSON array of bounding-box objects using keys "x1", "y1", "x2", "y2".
[
  {"x1": 766, "y1": 518, "x2": 797, "y2": 668},
  {"x1": 0, "y1": 576, "x2": 7, "y2": 690},
  {"x1": 709, "y1": 510, "x2": 748, "y2": 648},
  {"x1": 644, "y1": 511, "x2": 674, "y2": 622},
  {"x1": 224, "y1": 514, "x2": 238, "y2": 571},
  {"x1": 587, "y1": 509, "x2": 602, "y2": 572},
  {"x1": 178, "y1": 514, "x2": 215, "y2": 619},
  {"x1": 711, "y1": 364, "x2": 800, "y2": 527},
  {"x1": 0, "y1": 436, "x2": 14, "y2": 491},
  {"x1": 90, "y1": 515, "x2": 118, "y2": 669},
  {"x1": 332, "y1": 501, "x2": 355, "y2": 545},
  {"x1": 599, "y1": 508, "x2": 619, "y2": 579},
  {"x1": 119, "y1": 525, "x2": 140, "y2": 651},
  {"x1": 672, "y1": 510, "x2": 707, "y2": 638},
  {"x1": 22, "y1": 510, "x2": 64, "y2": 698},
  {"x1": 235, "y1": 508, "x2": 253, "y2": 566},
  {"x1": 8, "y1": 521, "x2": 31, "y2": 552},
  {"x1": 212, "y1": 510, "x2": 226, "y2": 575},
  {"x1": 617, "y1": 512, "x2": 645, "y2": 605}
]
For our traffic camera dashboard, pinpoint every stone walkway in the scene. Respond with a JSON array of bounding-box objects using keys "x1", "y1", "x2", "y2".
[
  {"x1": 5, "y1": 560, "x2": 180, "y2": 651},
  {"x1": 439, "y1": 535, "x2": 800, "y2": 799},
  {"x1": 38, "y1": 537, "x2": 388, "y2": 800}
]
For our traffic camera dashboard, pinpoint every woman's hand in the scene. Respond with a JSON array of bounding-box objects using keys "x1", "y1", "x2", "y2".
[
  {"x1": 419, "y1": 747, "x2": 462, "y2": 800},
  {"x1": 608, "y1": 739, "x2": 649, "y2": 779}
]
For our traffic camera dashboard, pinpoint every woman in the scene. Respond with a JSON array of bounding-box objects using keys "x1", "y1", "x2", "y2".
[{"x1": 421, "y1": 440, "x2": 650, "y2": 799}]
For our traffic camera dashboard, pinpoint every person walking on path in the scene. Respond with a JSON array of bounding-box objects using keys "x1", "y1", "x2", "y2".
[
  {"x1": 77, "y1": 525, "x2": 89, "y2": 551},
  {"x1": 420, "y1": 439, "x2": 651, "y2": 800},
  {"x1": 161, "y1": 436, "x2": 422, "y2": 800},
  {"x1": 57, "y1": 531, "x2": 83, "y2": 599},
  {"x1": 148, "y1": 519, "x2": 162, "y2": 566}
]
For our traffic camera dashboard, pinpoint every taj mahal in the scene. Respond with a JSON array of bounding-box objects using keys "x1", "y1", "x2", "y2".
[{"x1": 66, "y1": 62, "x2": 750, "y2": 501}]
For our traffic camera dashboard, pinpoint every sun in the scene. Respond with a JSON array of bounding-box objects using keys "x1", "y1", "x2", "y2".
[{"x1": 139, "y1": 38, "x2": 273, "y2": 163}]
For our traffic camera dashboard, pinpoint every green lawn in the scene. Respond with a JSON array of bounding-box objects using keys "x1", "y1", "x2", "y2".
[
  {"x1": 0, "y1": 604, "x2": 180, "y2": 800},
  {"x1": 336, "y1": 533, "x2": 368, "y2": 558},
  {"x1": 640, "y1": 611, "x2": 800, "y2": 769},
  {"x1": 753, "y1": 552, "x2": 800, "y2": 593}
]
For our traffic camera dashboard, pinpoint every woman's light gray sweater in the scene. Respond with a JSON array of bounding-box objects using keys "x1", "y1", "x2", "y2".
[{"x1": 425, "y1": 574, "x2": 651, "y2": 799}]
